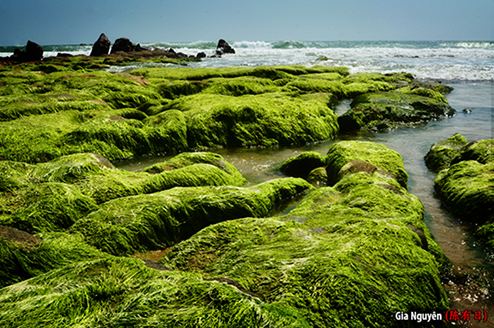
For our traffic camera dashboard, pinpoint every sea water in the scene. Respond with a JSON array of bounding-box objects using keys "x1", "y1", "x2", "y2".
[{"x1": 1, "y1": 40, "x2": 493, "y2": 81}]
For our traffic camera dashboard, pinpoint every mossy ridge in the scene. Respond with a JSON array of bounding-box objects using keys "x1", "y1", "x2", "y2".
[
  {"x1": 0, "y1": 182, "x2": 98, "y2": 234},
  {"x1": 0, "y1": 230, "x2": 107, "y2": 288},
  {"x1": 424, "y1": 133, "x2": 469, "y2": 172},
  {"x1": 435, "y1": 160, "x2": 494, "y2": 251},
  {"x1": 71, "y1": 177, "x2": 312, "y2": 256},
  {"x1": 130, "y1": 65, "x2": 349, "y2": 82},
  {"x1": 0, "y1": 110, "x2": 85, "y2": 163},
  {"x1": 0, "y1": 153, "x2": 249, "y2": 227},
  {"x1": 426, "y1": 136, "x2": 494, "y2": 250},
  {"x1": 0, "y1": 109, "x2": 189, "y2": 163},
  {"x1": 452, "y1": 138, "x2": 494, "y2": 165},
  {"x1": 434, "y1": 161, "x2": 494, "y2": 224},
  {"x1": 162, "y1": 192, "x2": 447, "y2": 327},
  {"x1": 0, "y1": 70, "x2": 161, "y2": 121},
  {"x1": 166, "y1": 93, "x2": 339, "y2": 149},
  {"x1": 325, "y1": 141, "x2": 409, "y2": 189},
  {"x1": 142, "y1": 151, "x2": 246, "y2": 182},
  {"x1": 161, "y1": 148, "x2": 449, "y2": 326},
  {"x1": 339, "y1": 91, "x2": 455, "y2": 132},
  {"x1": 0, "y1": 257, "x2": 309, "y2": 328}
]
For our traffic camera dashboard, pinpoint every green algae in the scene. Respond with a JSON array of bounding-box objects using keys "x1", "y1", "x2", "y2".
[
  {"x1": 142, "y1": 151, "x2": 246, "y2": 183},
  {"x1": 0, "y1": 152, "x2": 249, "y2": 218},
  {"x1": 453, "y1": 138, "x2": 494, "y2": 165},
  {"x1": 0, "y1": 256, "x2": 309, "y2": 328},
  {"x1": 426, "y1": 135, "x2": 494, "y2": 252},
  {"x1": 0, "y1": 109, "x2": 188, "y2": 163},
  {"x1": 155, "y1": 140, "x2": 448, "y2": 327},
  {"x1": 167, "y1": 93, "x2": 339, "y2": 149},
  {"x1": 0, "y1": 182, "x2": 98, "y2": 233},
  {"x1": 0, "y1": 230, "x2": 107, "y2": 288},
  {"x1": 71, "y1": 177, "x2": 312, "y2": 255},
  {"x1": 160, "y1": 175, "x2": 448, "y2": 327},
  {"x1": 424, "y1": 133, "x2": 469, "y2": 172},
  {"x1": 434, "y1": 161, "x2": 494, "y2": 223},
  {"x1": 338, "y1": 91, "x2": 456, "y2": 132},
  {"x1": 325, "y1": 141, "x2": 409, "y2": 189},
  {"x1": 1, "y1": 66, "x2": 450, "y2": 163},
  {"x1": 0, "y1": 110, "x2": 85, "y2": 163}
]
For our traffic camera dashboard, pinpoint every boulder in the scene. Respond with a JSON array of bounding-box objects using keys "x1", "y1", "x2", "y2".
[
  {"x1": 338, "y1": 88, "x2": 456, "y2": 132},
  {"x1": 11, "y1": 40, "x2": 43, "y2": 62},
  {"x1": 215, "y1": 39, "x2": 235, "y2": 56},
  {"x1": 424, "y1": 133, "x2": 468, "y2": 172},
  {"x1": 89, "y1": 33, "x2": 111, "y2": 56},
  {"x1": 325, "y1": 141, "x2": 409, "y2": 189},
  {"x1": 110, "y1": 38, "x2": 147, "y2": 54}
]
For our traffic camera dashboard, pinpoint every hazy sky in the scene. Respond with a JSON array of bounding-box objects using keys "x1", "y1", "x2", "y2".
[{"x1": 1, "y1": 0, "x2": 492, "y2": 45}]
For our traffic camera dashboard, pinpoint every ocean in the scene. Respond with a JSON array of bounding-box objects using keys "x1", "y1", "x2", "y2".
[{"x1": 1, "y1": 40, "x2": 493, "y2": 81}]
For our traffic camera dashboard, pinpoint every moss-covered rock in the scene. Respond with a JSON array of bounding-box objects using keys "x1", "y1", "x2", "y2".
[
  {"x1": 427, "y1": 136, "x2": 494, "y2": 251},
  {"x1": 338, "y1": 90, "x2": 456, "y2": 132},
  {"x1": 142, "y1": 152, "x2": 247, "y2": 185},
  {"x1": 0, "y1": 152, "x2": 249, "y2": 230},
  {"x1": 0, "y1": 229, "x2": 107, "y2": 288},
  {"x1": 71, "y1": 178, "x2": 312, "y2": 255},
  {"x1": 434, "y1": 161, "x2": 494, "y2": 223},
  {"x1": 167, "y1": 93, "x2": 339, "y2": 149},
  {"x1": 278, "y1": 151, "x2": 326, "y2": 179},
  {"x1": 0, "y1": 257, "x2": 309, "y2": 327},
  {"x1": 0, "y1": 182, "x2": 98, "y2": 234},
  {"x1": 325, "y1": 141, "x2": 409, "y2": 189},
  {"x1": 452, "y1": 139, "x2": 494, "y2": 165},
  {"x1": 424, "y1": 133, "x2": 469, "y2": 172},
  {"x1": 160, "y1": 171, "x2": 448, "y2": 327},
  {"x1": 306, "y1": 167, "x2": 328, "y2": 187}
]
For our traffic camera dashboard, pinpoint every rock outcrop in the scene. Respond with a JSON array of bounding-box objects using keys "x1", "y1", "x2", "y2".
[
  {"x1": 110, "y1": 37, "x2": 147, "y2": 54},
  {"x1": 215, "y1": 39, "x2": 235, "y2": 56},
  {"x1": 90, "y1": 33, "x2": 111, "y2": 56},
  {"x1": 10, "y1": 40, "x2": 43, "y2": 62}
]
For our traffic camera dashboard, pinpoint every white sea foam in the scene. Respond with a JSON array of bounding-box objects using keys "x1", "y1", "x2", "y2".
[{"x1": 1, "y1": 40, "x2": 492, "y2": 81}]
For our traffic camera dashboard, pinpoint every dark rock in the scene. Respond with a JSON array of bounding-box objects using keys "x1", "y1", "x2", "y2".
[
  {"x1": 90, "y1": 33, "x2": 111, "y2": 56},
  {"x1": 11, "y1": 40, "x2": 43, "y2": 62},
  {"x1": 216, "y1": 39, "x2": 235, "y2": 56},
  {"x1": 26, "y1": 41, "x2": 43, "y2": 61},
  {"x1": 197, "y1": 52, "x2": 206, "y2": 58},
  {"x1": 110, "y1": 38, "x2": 149, "y2": 54}
]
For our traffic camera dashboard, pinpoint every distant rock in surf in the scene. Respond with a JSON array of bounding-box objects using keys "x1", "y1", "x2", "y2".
[
  {"x1": 111, "y1": 38, "x2": 148, "y2": 54},
  {"x1": 11, "y1": 40, "x2": 43, "y2": 62},
  {"x1": 90, "y1": 33, "x2": 111, "y2": 56},
  {"x1": 215, "y1": 39, "x2": 235, "y2": 56}
]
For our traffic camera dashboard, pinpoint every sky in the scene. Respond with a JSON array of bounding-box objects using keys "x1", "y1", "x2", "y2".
[{"x1": 0, "y1": 0, "x2": 493, "y2": 46}]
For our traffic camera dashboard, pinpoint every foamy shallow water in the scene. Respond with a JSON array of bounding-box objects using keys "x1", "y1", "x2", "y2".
[{"x1": 1, "y1": 40, "x2": 493, "y2": 81}]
